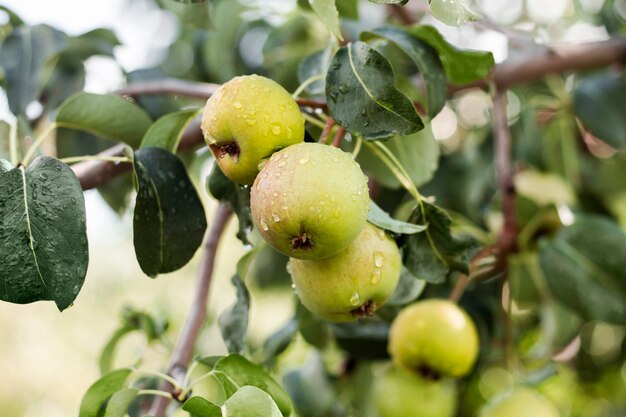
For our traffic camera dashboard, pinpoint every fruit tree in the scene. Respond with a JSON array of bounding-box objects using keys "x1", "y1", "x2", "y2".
[{"x1": 0, "y1": 1, "x2": 625, "y2": 416}]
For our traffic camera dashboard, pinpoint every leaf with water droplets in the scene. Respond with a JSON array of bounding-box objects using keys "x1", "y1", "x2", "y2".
[
  {"x1": 402, "y1": 202, "x2": 477, "y2": 283},
  {"x1": 0, "y1": 157, "x2": 88, "y2": 311},
  {"x1": 132, "y1": 147, "x2": 207, "y2": 277},
  {"x1": 219, "y1": 274, "x2": 250, "y2": 355},
  {"x1": 326, "y1": 41, "x2": 423, "y2": 140}
]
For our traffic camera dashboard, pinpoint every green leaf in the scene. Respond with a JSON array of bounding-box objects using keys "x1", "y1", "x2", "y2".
[
  {"x1": 182, "y1": 396, "x2": 222, "y2": 417},
  {"x1": 41, "y1": 59, "x2": 86, "y2": 112},
  {"x1": 283, "y1": 357, "x2": 340, "y2": 417},
  {"x1": 0, "y1": 5, "x2": 23, "y2": 26},
  {"x1": 386, "y1": 266, "x2": 427, "y2": 305},
  {"x1": 0, "y1": 24, "x2": 67, "y2": 115},
  {"x1": 207, "y1": 163, "x2": 252, "y2": 244},
  {"x1": 223, "y1": 386, "x2": 283, "y2": 417},
  {"x1": 331, "y1": 321, "x2": 391, "y2": 360},
  {"x1": 402, "y1": 202, "x2": 476, "y2": 283},
  {"x1": 407, "y1": 25, "x2": 494, "y2": 85},
  {"x1": 308, "y1": 0, "x2": 343, "y2": 40},
  {"x1": 0, "y1": 156, "x2": 88, "y2": 311},
  {"x1": 298, "y1": 48, "x2": 332, "y2": 96},
  {"x1": 362, "y1": 27, "x2": 447, "y2": 118},
  {"x1": 99, "y1": 326, "x2": 134, "y2": 375},
  {"x1": 214, "y1": 354, "x2": 293, "y2": 417},
  {"x1": 296, "y1": 302, "x2": 332, "y2": 349},
  {"x1": 539, "y1": 216, "x2": 626, "y2": 324},
  {"x1": 140, "y1": 108, "x2": 200, "y2": 152},
  {"x1": 56, "y1": 93, "x2": 153, "y2": 147},
  {"x1": 368, "y1": 201, "x2": 427, "y2": 234},
  {"x1": 263, "y1": 320, "x2": 298, "y2": 364},
  {"x1": 219, "y1": 275, "x2": 250, "y2": 354},
  {"x1": 358, "y1": 129, "x2": 439, "y2": 188},
  {"x1": 132, "y1": 147, "x2": 207, "y2": 277},
  {"x1": 428, "y1": 0, "x2": 481, "y2": 26},
  {"x1": 573, "y1": 72, "x2": 626, "y2": 150},
  {"x1": 169, "y1": 0, "x2": 207, "y2": 3},
  {"x1": 326, "y1": 41, "x2": 423, "y2": 140},
  {"x1": 66, "y1": 28, "x2": 121, "y2": 60},
  {"x1": 79, "y1": 368, "x2": 133, "y2": 417},
  {"x1": 103, "y1": 388, "x2": 139, "y2": 417}
]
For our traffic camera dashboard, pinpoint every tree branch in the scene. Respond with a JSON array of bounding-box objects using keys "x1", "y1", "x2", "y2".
[
  {"x1": 149, "y1": 204, "x2": 233, "y2": 417},
  {"x1": 72, "y1": 38, "x2": 626, "y2": 191},
  {"x1": 492, "y1": 89, "x2": 517, "y2": 257}
]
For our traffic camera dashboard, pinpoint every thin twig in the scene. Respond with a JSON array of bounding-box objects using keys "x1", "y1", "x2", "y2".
[
  {"x1": 331, "y1": 127, "x2": 346, "y2": 148},
  {"x1": 319, "y1": 117, "x2": 335, "y2": 143},
  {"x1": 149, "y1": 204, "x2": 233, "y2": 417},
  {"x1": 492, "y1": 90, "x2": 517, "y2": 257}
]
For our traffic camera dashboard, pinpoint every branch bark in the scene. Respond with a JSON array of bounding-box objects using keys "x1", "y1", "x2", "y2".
[{"x1": 149, "y1": 204, "x2": 233, "y2": 417}]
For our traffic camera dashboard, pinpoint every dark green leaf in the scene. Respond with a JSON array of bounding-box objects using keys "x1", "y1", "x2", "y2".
[
  {"x1": 263, "y1": 320, "x2": 298, "y2": 364},
  {"x1": 283, "y1": 356, "x2": 341, "y2": 417},
  {"x1": 296, "y1": 302, "x2": 332, "y2": 349},
  {"x1": 308, "y1": 0, "x2": 343, "y2": 40},
  {"x1": 368, "y1": 201, "x2": 427, "y2": 234},
  {"x1": 223, "y1": 386, "x2": 283, "y2": 417},
  {"x1": 214, "y1": 354, "x2": 292, "y2": 417},
  {"x1": 103, "y1": 388, "x2": 139, "y2": 417},
  {"x1": 402, "y1": 202, "x2": 477, "y2": 283},
  {"x1": 140, "y1": 109, "x2": 200, "y2": 152},
  {"x1": 66, "y1": 28, "x2": 121, "y2": 59},
  {"x1": 182, "y1": 397, "x2": 222, "y2": 417},
  {"x1": 79, "y1": 368, "x2": 133, "y2": 417},
  {"x1": 56, "y1": 93, "x2": 152, "y2": 147},
  {"x1": 326, "y1": 41, "x2": 423, "y2": 140},
  {"x1": 219, "y1": 275, "x2": 250, "y2": 354},
  {"x1": 332, "y1": 321, "x2": 390, "y2": 359},
  {"x1": 0, "y1": 5, "x2": 23, "y2": 26},
  {"x1": 357, "y1": 129, "x2": 440, "y2": 188},
  {"x1": 362, "y1": 27, "x2": 447, "y2": 118},
  {"x1": 573, "y1": 72, "x2": 626, "y2": 149},
  {"x1": 0, "y1": 24, "x2": 67, "y2": 114},
  {"x1": 407, "y1": 25, "x2": 494, "y2": 85},
  {"x1": 298, "y1": 48, "x2": 332, "y2": 96},
  {"x1": 539, "y1": 216, "x2": 626, "y2": 324},
  {"x1": 41, "y1": 59, "x2": 86, "y2": 111},
  {"x1": 337, "y1": 0, "x2": 359, "y2": 18},
  {"x1": 0, "y1": 156, "x2": 88, "y2": 311},
  {"x1": 207, "y1": 163, "x2": 252, "y2": 244},
  {"x1": 132, "y1": 147, "x2": 207, "y2": 277}
]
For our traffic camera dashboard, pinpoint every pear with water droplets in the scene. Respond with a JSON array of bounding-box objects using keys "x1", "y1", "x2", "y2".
[
  {"x1": 251, "y1": 142, "x2": 370, "y2": 259},
  {"x1": 201, "y1": 74, "x2": 305, "y2": 185},
  {"x1": 287, "y1": 223, "x2": 401, "y2": 322}
]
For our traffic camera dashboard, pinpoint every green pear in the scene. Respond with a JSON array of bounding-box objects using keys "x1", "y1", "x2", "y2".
[
  {"x1": 287, "y1": 222, "x2": 401, "y2": 322},
  {"x1": 389, "y1": 299, "x2": 479, "y2": 378},
  {"x1": 201, "y1": 74, "x2": 304, "y2": 185},
  {"x1": 374, "y1": 366, "x2": 458, "y2": 417},
  {"x1": 478, "y1": 387, "x2": 560, "y2": 417},
  {"x1": 251, "y1": 142, "x2": 369, "y2": 259}
]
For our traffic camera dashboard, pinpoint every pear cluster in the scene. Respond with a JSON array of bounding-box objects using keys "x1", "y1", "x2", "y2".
[{"x1": 202, "y1": 75, "x2": 401, "y2": 322}]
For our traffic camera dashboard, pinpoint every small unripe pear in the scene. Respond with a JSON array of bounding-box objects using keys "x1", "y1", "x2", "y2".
[
  {"x1": 374, "y1": 366, "x2": 458, "y2": 417},
  {"x1": 288, "y1": 223, "x2": 401, "y2": 322},
  {"x1": 251, "y1": 142, "x2": 369, "y2": 260},
  {"x1": 201, "y1": 74, "x2": 304, "y2": 185},
  {"x1": 478, "y1": 387, "x2": 560, "y2": 417},
  {"x1": 389, "y1": 299, "x2": 479, "y2": 378}
]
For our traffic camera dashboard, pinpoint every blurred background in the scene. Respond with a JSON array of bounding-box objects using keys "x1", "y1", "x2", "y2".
[{"x1": 0, "y1": 0, "x2": 624, "y2": 416}]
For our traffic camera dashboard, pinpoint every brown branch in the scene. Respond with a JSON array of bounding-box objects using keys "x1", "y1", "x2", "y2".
[
  {"x1": 492, "y1": 90, "x2": 517, "y2": 257},
  {"x1": 331, "y1": 127, "x2": 346, "y2": 148},
  {"x1": 149, "y1": 204, "x2": 233, "y2": 417},
  {"x1": 319, "y1": 117, "x2": 335, "y2": 143},
  {"x1": 117, "y1": 79, "x2": 221, "y2": 100}
]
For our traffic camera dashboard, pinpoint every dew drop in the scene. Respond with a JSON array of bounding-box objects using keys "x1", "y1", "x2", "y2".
[
  {"x1": 234, "y1": 101, "x2": 242, "y2": 109},
  {"x1": 278, "y1": 161, "x2": 287, "y2": 168},
  {"x1": 299, "y1": 157, "x2": 309, "y2": 165},
  {"x1": 260, "y1": 219, "x2": 269, "y2": 231},
  {"x1": 351, "y1": 194, "x2": 357, "y2": 201},
  {"x1": 272, "y1": 213, "x2": 281, "y2": 222},
  {"x1": 271, "y1": 123, "x2": 282, "y2": 135},
  {"x1": 374, "y1": 251, "x2": 384, "y2": 268},
  {"x1": 273, "y1": 192, "x2": 278, "y2": 197},
  {"x1": 371, "y1": 271, "x2": 380, "y2": 285},
  {"x1": 246, "y1": 118, "x2": 257, "y2": 126},
  {"x1": 275, "y1": 172, "x2": 282, "y2": 179},
  {"x1": 349, "y1": 292, "x2": 361, "y2": 306},
  {"x1": 291, "y1": 283, "x2": 296, "y2": 290}
]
